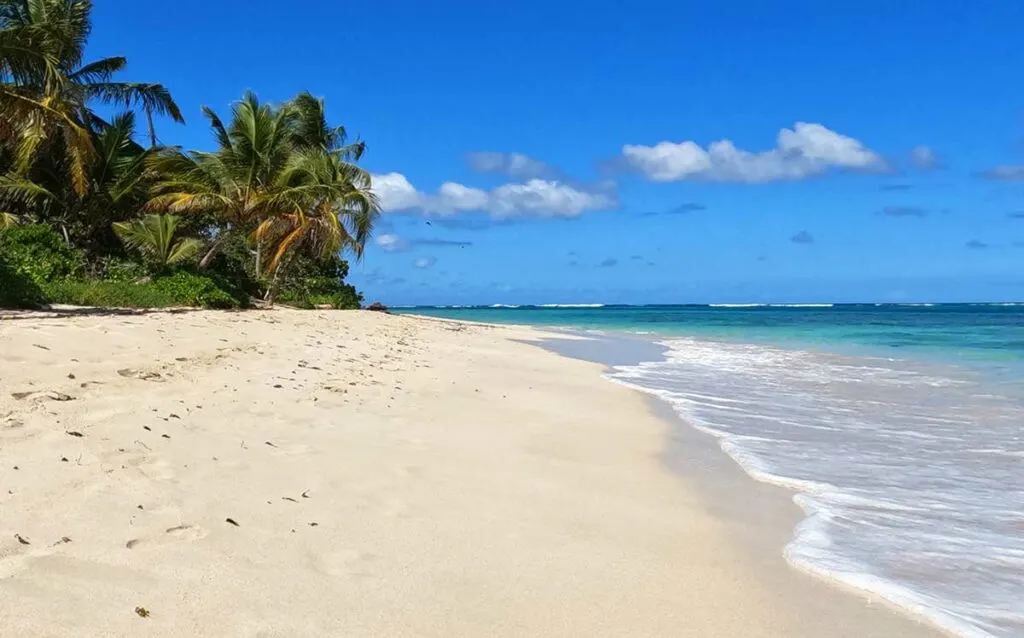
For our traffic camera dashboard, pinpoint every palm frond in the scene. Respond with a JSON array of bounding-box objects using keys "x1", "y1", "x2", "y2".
[
  {"x1": 68, "y1": 55, "x2": 125, "y2": 83},
  {"x1": 0, "y1": 172, "x2": 55, "y2": 205},
  {"x1": 166, "y1": 236, "x2": 201, "y2": 264},
  {"x1": 202, "y1": 105, "x2": 232, "y2": 150},
  {"x1": 0, "y1": 211, "x2": 21, "y2": 229},
  {"x1": 113, "y1": 213, "x2": 199, "y2": 266},
  {"x1": 84, "y1": 81, "x2": 184, "y2": 123}
]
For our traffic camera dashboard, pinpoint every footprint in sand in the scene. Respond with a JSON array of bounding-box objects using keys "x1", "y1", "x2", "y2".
[
  {"x1": 9, "y1": 390, "x2": 75, "y2": 402},
  {"x1": 125, "y1": 524, "x2": 207, "y2": 550},
  {"x1": 116, "y1": 369, "x2": 164, "y2": 382}
]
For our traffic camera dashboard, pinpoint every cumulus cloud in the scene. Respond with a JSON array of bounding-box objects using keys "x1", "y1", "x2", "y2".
[
  {"x1": 465, "y1": 152, "x2": 553, "y2": 179},
  {"x1": 374, "y1": 233, "x2": 408, "y2": 252},
  {"x1": 790, "y1": 230, "x2": 815, "y2": 244},
  {"x1": 880, "y1": 205, "x2": 928, "y2": 218},
  {"x1": 966, "y1": 239, "x2": 990, "y2": 249},
  {"x1": 622, "y1": 122, "x2": 884, "y2": 183},
  {"x1": 414, "y1": 256, "x2": 437, "y2": 269},
  {"x1": 909, "y1": 145, "x2": 941, "y2": 170},
  {"x1": 372, "y1": 172, "x2": 614, "y2": 218},
  {"x1": 981, "y1": 165, "x2": 1024, "y2": 181}
]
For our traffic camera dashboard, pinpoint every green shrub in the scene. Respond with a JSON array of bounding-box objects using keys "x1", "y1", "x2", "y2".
[
  {"x1": 95, "y1": 257, "x2": 150, "y2": 283},
  {"x1": 42, "y1": 271, "x2": 246, "y2": 309},
  {"x1": 275, "y1": 253, "x2": 362, "y2": 309},
  {"x1": 0, "y1": 253, "x2": 46, "y2": 308},
  {"x1": 0, "y1": 224, "x2": 84, "y2": 286},
  {"x1": 43, "y1": 280, "x2": 165, "y2": 307},
  {"x1": 205, "y1": 229, "x2": 261, "y2": 297},
  {"x1": 151, "y1": 270, "x2": 243, "y2": 309},
  {"x1": 277, "y1": 287, "x2": 362, "y2": 309}
]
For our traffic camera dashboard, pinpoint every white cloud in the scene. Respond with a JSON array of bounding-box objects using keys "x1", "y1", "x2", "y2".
[
  {"x1": 374, "y1": 233, "x2": 408, "y2": 252},
  {"x1": 909, "y1": 145, "x2": 940, "y2": 170},
  {"x1": 371, "y1": 173, "x2": 614, "y2": 218},
  {"x1": 414, "y1": 256, "x2": 437, "y2": 269},
  {"x1": 466, "y1": 152, "x2": 552, "y2": 179},
  {"x1": 622, "y1": 122, "x2": 884, "y2": 183}
]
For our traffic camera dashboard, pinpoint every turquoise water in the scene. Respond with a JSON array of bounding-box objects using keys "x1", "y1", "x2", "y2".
[
  {"x1": 395, "y1": 303, "x2": 1024, "y2": 370},
  {"x1": 397, "y1": 304, "x2": 1024, "y2": 637}
]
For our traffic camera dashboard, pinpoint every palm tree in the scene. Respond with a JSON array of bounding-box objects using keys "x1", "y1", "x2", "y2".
[
  {"x1": 1, "y1": 110, "x2": 158, "y2": 252},
  {"x1": 0, "y1": 0, "x2": 183, "y2": 195},
  {"x1": 148, "y1": 92, "x2": 379, "y2": 300},
  {"x1": 113, "y1": 213, "x2": 200, "y2": 269}
]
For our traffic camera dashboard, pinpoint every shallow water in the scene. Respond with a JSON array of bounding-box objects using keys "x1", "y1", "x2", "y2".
[
  {"x1": 401, "y1": 305, "x2": 1024, "y2": 637},
  {"x1": 608, "y1": 338, "x2": 1023, "y2": 637}
]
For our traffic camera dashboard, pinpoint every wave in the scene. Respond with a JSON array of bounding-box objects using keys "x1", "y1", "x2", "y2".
[
  {"x1": 768, "y1": 303, "x2": 835, "y2": 308},
  {"x1": 537, "y1": 303, "x2": 606, "y2": 308},
  {"x1": 489, "y1": 304, "x2": 520, "y2": 308},
  {"x1": 705, "y1": 303, "x2": 836, "y2": 308},
  {"x1": 603, "y1": 337, "x2": 1024, "y2": 637}
]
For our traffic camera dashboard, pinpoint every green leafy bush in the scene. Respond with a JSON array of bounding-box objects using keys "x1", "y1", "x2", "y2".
[
  {"x1": 96, "y1": 257, "x2": 150, "y2": 283},
  {"x1": 42, "y1": 270, "x2": 246, "y2": 309},
  {"x1": 0, "y1": 252, "x2": 46, "y2": 308},
  {"x1": 151, "y1": 270, "x2": 243, "y2": 308},
  {"x1": 205, "y1": 229, "x2": 262, "y2": 298},
  {"x1": 275, "y1": 253, "x2": 363, "y2": 309},
  {"x1": 0, "y1": 224, "x2": 83, "y2": 285}
]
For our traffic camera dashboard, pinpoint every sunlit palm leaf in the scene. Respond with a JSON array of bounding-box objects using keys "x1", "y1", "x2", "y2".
[
  {"x1": 0, "y1": 211, "x2": 20, "y2": 229},
  {"x1": 0, "y1": 172, "x2": 54, "y2": 204},
  {"x1": 112, "y1": 213, "x2": 200, "y2": 266}
]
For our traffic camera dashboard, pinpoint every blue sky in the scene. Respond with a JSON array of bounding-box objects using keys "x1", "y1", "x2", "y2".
[{"x1": 92, "y1": 1, "x2": 1024, "y2": 304}]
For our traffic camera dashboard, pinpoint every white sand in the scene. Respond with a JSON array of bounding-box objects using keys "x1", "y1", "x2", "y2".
[{"x1": 0, "y1": 309, "x2": 943, "y2": 636}]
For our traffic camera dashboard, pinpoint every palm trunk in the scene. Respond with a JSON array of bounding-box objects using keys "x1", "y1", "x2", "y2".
[
  {"x1": 146, "y1": 107, "x2": 158, "y2": 148},
  {"x1": 263, "y1": 252, "x2": 291, "y2": 305},
  {"x1": 198, "y1": 236, "x2": 224, "y2": 268}
]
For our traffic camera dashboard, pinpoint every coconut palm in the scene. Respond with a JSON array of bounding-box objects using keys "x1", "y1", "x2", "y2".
[
  {"x1": 0, "y1": 110, "x2": 157, "y2": 252},
  {"x1": 0, "y1": 0, "x2": 183, "y2": 195},
  {"x1": 113, "y1": 213, "x2": 200, "y2": 269},
  {"x1": 254, "y1": 149, "x2": 377, "y2": 286},
  {"x1": 148, "y1": 91, "x2": 379, "y2": 300}
]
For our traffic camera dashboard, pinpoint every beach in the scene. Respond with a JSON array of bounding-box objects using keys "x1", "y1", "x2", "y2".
[{"x1": 0, "y1": 309, "x2": 942, "y2": 637}]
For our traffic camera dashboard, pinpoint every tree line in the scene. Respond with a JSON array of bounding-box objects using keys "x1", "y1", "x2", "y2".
[{"x1": 0, "y1": 0, "x2": 378, "y2": 309}]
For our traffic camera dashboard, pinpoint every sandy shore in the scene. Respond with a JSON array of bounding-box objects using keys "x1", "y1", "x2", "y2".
[{"x1": 0, "y1": 309, "x2": 942, "y2": 637}]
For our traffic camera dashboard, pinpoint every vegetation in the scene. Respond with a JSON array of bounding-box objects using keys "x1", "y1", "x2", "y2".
[
  {"x1": 43, "y1": 270, "x2": 244, "y2": 309},
  {"x1": 0, "y1": 0, "x2": 377, "y2": 309},
  {"x1": 113, "y1": 214, "x2": 201, "y2": 269}
]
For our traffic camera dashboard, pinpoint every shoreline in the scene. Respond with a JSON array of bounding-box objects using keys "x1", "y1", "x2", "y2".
[
  {"x1": 1, "y1": 309, "x2": 943, "y2": 636},
  {"x1": 532, "y1": 333, "x2": 952, "y2": 637}
]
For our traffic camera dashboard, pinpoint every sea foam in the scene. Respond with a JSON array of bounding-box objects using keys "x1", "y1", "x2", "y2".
[{"x1": 608, "y1": 337, "x2": 1024, "y2": 637}]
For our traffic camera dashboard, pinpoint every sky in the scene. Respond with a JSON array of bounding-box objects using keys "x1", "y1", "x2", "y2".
[{"x1": 91, "y1": 0, "x2": 1024, "y2": 304}]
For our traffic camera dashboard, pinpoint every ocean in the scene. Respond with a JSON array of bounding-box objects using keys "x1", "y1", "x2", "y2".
[{"x1": 394, "y1": 304, "x2": 1024, "y2": 637}]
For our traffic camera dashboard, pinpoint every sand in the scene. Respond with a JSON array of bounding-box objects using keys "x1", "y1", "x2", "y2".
[{"x1": 0, "y1": 309, "x2": 944, "y2": 637}]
